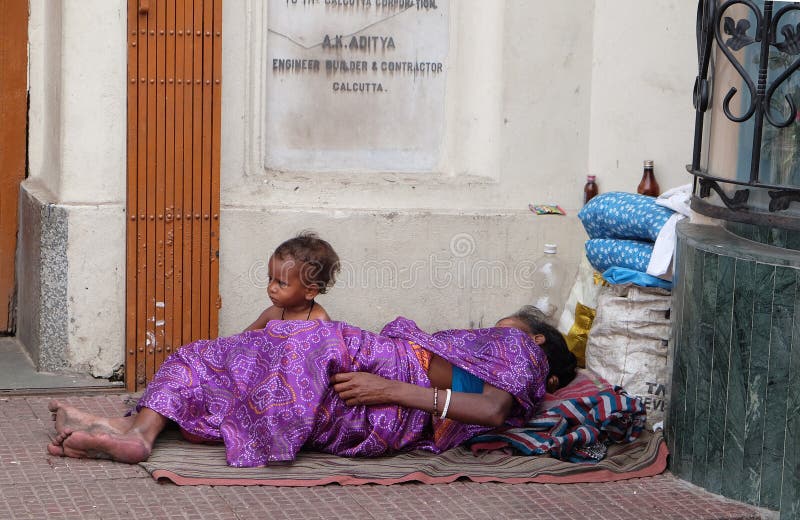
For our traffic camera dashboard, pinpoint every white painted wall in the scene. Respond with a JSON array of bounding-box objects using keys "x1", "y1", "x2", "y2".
[
  {"x1": 65, "y1": 205, "x2": 127, "y2": 376},
  {"x1": 219, "y1": 209, "x2": 586, "y2": 334},
  {"x1": 588, "y1": 0, "x2": 697, "y2": 195},
  {"x1": 501, "y1": 0, "x2": 596, "y2": 210},
  {"x1": 28, "y1": 0, "x2": 128, "y2": 203},
  {"x1": 26, "y1": 0, "x2": 127, "y2": 376},
  {"x1": 27, "y1": 0, "x2": 63, "y2": 197},
  {"x1": 58, "y1": 1, "x2": 128, "y2": 204},
  {"x1": 21, "y1": 0, "x2": 699, "y2": 376}
]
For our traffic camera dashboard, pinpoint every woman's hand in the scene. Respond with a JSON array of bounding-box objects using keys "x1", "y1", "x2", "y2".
[{"x1": 330, "y1": 372, "x2": 397, "y2": 406}]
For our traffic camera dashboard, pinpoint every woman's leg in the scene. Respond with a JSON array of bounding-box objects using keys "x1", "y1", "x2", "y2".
[{"x1": 47, "y1": 407, "x2": 168, "y2": 464}]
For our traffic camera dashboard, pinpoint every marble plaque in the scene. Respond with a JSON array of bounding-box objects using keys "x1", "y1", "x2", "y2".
[{"x1": 266, "y1": 0, "x2": 449, "y2": 173}]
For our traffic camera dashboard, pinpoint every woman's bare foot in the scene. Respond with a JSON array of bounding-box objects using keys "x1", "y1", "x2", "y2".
[
  {"x1": 48, "y1": 400, "x2": 133, "y2": 435},
  {"x1": 49, "y1": 400, "x2": 98, "y2": 433},
  {"x1": 46, "y1": 430, "x2": 73, "y2": 457},
  {"x1": 47, "y1": 428, "x2": 152, "y2": 464}
]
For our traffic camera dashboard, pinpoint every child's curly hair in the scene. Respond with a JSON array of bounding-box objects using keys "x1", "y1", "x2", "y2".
[{"x1": 273, "y1": 231, "x2": 340, "y2": 294}]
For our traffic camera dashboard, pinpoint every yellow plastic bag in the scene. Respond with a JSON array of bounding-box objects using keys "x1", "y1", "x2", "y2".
[
  {"x1": 557, "y1": 256, "x2": 604, "y2": 367},
  {"x1": 563, "y1": 302, "x2": 596, "y2": 368}
]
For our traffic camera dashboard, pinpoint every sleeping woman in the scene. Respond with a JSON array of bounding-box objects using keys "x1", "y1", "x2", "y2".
[{"x1": 47, "y1": 306, "x2": 576, "y2": 467}]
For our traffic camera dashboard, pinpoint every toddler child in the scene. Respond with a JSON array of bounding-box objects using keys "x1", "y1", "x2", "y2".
[{"x1": 245, "y1": 232, "x2": 340, "y2": 330}]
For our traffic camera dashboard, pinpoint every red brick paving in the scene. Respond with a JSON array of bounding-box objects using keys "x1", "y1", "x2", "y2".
[{"x1": 0, "y1": 394, "x2": 777, "y2": 520}]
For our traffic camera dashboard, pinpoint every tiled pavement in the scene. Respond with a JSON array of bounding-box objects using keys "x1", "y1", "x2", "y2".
[{"x1": 0, "y1": 394, "x2": 778, "y2": 520}]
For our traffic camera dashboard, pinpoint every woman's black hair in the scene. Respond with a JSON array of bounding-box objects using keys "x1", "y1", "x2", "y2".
[
  {"x1": 509, "y1": 305, "x2": 577, "y2": 388},
  {"x1": 273, "y1": 231, "x2": 341, "y2": 294}
]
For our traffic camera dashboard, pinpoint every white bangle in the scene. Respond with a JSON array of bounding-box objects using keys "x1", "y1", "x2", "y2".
[{"x1": 440, "y1": 389, "x2": 452, "y2": 419}]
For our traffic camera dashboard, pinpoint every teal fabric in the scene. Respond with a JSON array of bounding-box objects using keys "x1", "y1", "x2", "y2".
[
  {"x1": 452, "y1": 365, "x2": 484, "y2": 394},
  {"x1": 602, "y1": 267, "x2": 672, "y2": 290}
]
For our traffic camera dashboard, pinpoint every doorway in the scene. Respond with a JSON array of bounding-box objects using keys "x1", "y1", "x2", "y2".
[
  {"x1": 0, "y1": 0, "x2": 27, "y2": 334},
  {"x1": 0, "y1": 1, "x2": 126, "y2": 393}
]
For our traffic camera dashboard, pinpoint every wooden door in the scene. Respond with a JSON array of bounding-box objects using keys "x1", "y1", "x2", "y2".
[
  {"x1": 126, "y1": 0, "x2": 222, "y2": 391},
  {"x1": 0, "y1": 0, "x2": 29, "y2": 333}
]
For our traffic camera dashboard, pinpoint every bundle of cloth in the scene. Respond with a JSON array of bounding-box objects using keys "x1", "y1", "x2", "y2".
[
  {"x1": 466, "y1": 369, "x2": 646, "y2": 463},
  {"x1": 576, "y1": 186, "x2": 692, "y2": 289}
]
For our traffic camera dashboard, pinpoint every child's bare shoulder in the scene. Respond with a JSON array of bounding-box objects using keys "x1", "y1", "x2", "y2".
[
  {"x1": 262, "y1": 306, "x2": 283, "y2": 321},
  {"x1": 245, "y1": 306, "x2": 282, "y2": 331},
  {"x1": 310, "y1": 304, "x2": 332, "y2": 321}
]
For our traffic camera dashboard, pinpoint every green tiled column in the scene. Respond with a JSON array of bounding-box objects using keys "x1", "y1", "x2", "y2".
[{"x1": 668, "y1": 221, "x2": 799, "y2": 519}]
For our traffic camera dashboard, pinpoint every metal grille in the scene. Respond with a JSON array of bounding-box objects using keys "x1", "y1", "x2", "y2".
[{"x1": 691, "y1": 0, "x2": 800, "y2": 227}]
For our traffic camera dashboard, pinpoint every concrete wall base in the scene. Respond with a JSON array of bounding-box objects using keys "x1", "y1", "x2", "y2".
[
  {"x1": 18, "y1": 181, "x2": 68, "y2": 372},
  {"x1": 17, "y1": 181, "x2": 125, "y2": 378}
]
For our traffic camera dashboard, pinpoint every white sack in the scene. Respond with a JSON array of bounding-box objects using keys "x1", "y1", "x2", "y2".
[{"x1": 585, "y1": 284, "x2": 671, "y2": 429}]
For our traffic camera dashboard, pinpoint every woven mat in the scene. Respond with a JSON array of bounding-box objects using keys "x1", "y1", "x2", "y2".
[{"x1": 139, "y1": 430, "x2": 667, "y2": 486}]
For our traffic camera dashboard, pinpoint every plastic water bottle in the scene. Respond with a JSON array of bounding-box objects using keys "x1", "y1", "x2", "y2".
[{"x1": 532, "y1": 244, "x2": 566, "y2": 325}]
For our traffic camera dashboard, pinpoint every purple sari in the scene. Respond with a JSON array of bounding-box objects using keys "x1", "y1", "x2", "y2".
[{"x1": 137, "y1": 317, "x2": 548, "y2": 467}]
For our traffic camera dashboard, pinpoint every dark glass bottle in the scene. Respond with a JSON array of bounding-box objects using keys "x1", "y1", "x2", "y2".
[
  {"x1": 583, "y1": 175, "x2": 598, "y2": 204},
  {"x1": 637, "y1": 160, "x2": 660, "y2": 197}
]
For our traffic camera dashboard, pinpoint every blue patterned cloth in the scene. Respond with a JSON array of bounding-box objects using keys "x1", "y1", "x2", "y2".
[
  {"x1": 578, "y1": 192, "x2": 674, "y2": 241},
  {"x1": 585, "y1": 239, "x2": 653, "y2": 273}
]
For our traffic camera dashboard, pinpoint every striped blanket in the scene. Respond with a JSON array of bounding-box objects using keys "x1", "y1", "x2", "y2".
[{"x1": 467, "y1": 371, "x2": 647, "y2": 463}]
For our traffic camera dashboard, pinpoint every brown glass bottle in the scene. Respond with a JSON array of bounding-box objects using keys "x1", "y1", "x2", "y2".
[
  {"x1": 583, "y1": 175, "x2": 598, "y2": 204},
  {"x1": 637, "y1": 160, "x2": 660, "y2": 197}
]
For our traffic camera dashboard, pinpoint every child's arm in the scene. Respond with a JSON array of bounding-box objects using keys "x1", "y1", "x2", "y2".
[{"x1": 244, "y1": 306, "x2": 281, "y2": 332}]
